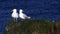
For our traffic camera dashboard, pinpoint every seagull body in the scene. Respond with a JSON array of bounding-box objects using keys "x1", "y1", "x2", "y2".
[
  {"x1": 11, "y1": 9, "x2": 18, "y2": 21},
  {"x1": 19, "y1": 9, "x2": 30, "y2": 20}
]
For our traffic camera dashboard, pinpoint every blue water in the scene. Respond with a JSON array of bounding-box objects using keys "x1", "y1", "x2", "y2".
[{"x1": 0, "y1": 0, "x2": 60, "y2": 34}]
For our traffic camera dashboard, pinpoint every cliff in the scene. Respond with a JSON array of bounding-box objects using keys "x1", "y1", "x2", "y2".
[{"x1": 4, "y1": 19, "x2": 59, "y2": 34}]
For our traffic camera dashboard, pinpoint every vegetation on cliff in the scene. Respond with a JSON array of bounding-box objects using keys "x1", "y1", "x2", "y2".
[{"x1": 4, "y1": 19, "x2": 60, "y2": 34}]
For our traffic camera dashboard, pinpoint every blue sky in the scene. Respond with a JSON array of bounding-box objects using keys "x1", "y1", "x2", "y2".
[{"x1": 0, "y1": 0, "x2": 60, "y2": 21}]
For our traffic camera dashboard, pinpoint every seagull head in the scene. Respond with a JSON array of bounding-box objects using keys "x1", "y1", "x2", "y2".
[
  {"x1": 19, "y1": 9, "x2": 24, "y2": 13},
  {"x1": 12, "y1": 9, "x2": 17, "y2": 12}
]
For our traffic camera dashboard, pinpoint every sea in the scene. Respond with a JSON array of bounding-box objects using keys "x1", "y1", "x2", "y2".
[{"x1": 0, "y1": 0, "x2": 60, "y2": 34}]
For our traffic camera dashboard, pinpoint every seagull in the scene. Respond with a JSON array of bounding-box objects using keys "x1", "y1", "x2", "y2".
[
  {"x1": 19, "y1": 9, "x2": 31, "y2": 20},
  {"x1": 11, "y1": 9, "x2": 18, "y2": 22}
]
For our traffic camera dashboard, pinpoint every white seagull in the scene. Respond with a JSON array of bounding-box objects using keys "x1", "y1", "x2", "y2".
[
  {"x1": 19, "y1": 9, "x2": 31, "y2": 20},
  {"x1": 11, "y1": 9, "x2": 18, "y2": 22}
]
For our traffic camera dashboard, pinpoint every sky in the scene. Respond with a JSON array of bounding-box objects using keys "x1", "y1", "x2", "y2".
[{"x1": 0, "y1": 0, "x2": 60, "y2": 20}]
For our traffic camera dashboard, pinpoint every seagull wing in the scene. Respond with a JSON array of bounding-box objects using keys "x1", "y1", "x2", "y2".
[{"x1": 23, "y1": 13, "x2": 30, "y2": 19}]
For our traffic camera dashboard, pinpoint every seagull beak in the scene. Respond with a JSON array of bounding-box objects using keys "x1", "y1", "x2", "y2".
[
  {"x1": 11, "y1": 10, "x2": 13, "y2": 12},
  {"x1": 11, "y1": 10, "x2": 13, "y2": 13},
  {"x1": 22, "y1": 11, "x2": 24, "y2": 13},
  {"x1": 23, "y1": 11, "x2": 24, "y2": 13}
]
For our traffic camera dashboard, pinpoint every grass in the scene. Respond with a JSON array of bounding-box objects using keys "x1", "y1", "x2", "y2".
[{"x1": 4, "y1": 19, "x2": 60, "y2": 34}]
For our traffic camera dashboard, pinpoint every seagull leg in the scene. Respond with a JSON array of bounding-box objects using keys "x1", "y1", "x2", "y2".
[
  {"x1": 14, "y1": 18, "x2": 15, "y2": 22},
  {"x1": 21, "y1": 20, "x2": 23, "y2": 21},
  {"x1": 16, "y1": 18, "x2": 17, "y2": 22}
]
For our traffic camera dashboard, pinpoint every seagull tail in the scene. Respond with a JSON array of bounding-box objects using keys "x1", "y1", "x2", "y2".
[{"x1": 28, "y1": 17, "x2": 31, "y2": 19}]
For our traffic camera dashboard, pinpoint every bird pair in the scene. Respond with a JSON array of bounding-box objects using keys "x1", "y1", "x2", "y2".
[{"x1": 11, "y1": 9, "x2": 31, "y2": 22}]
